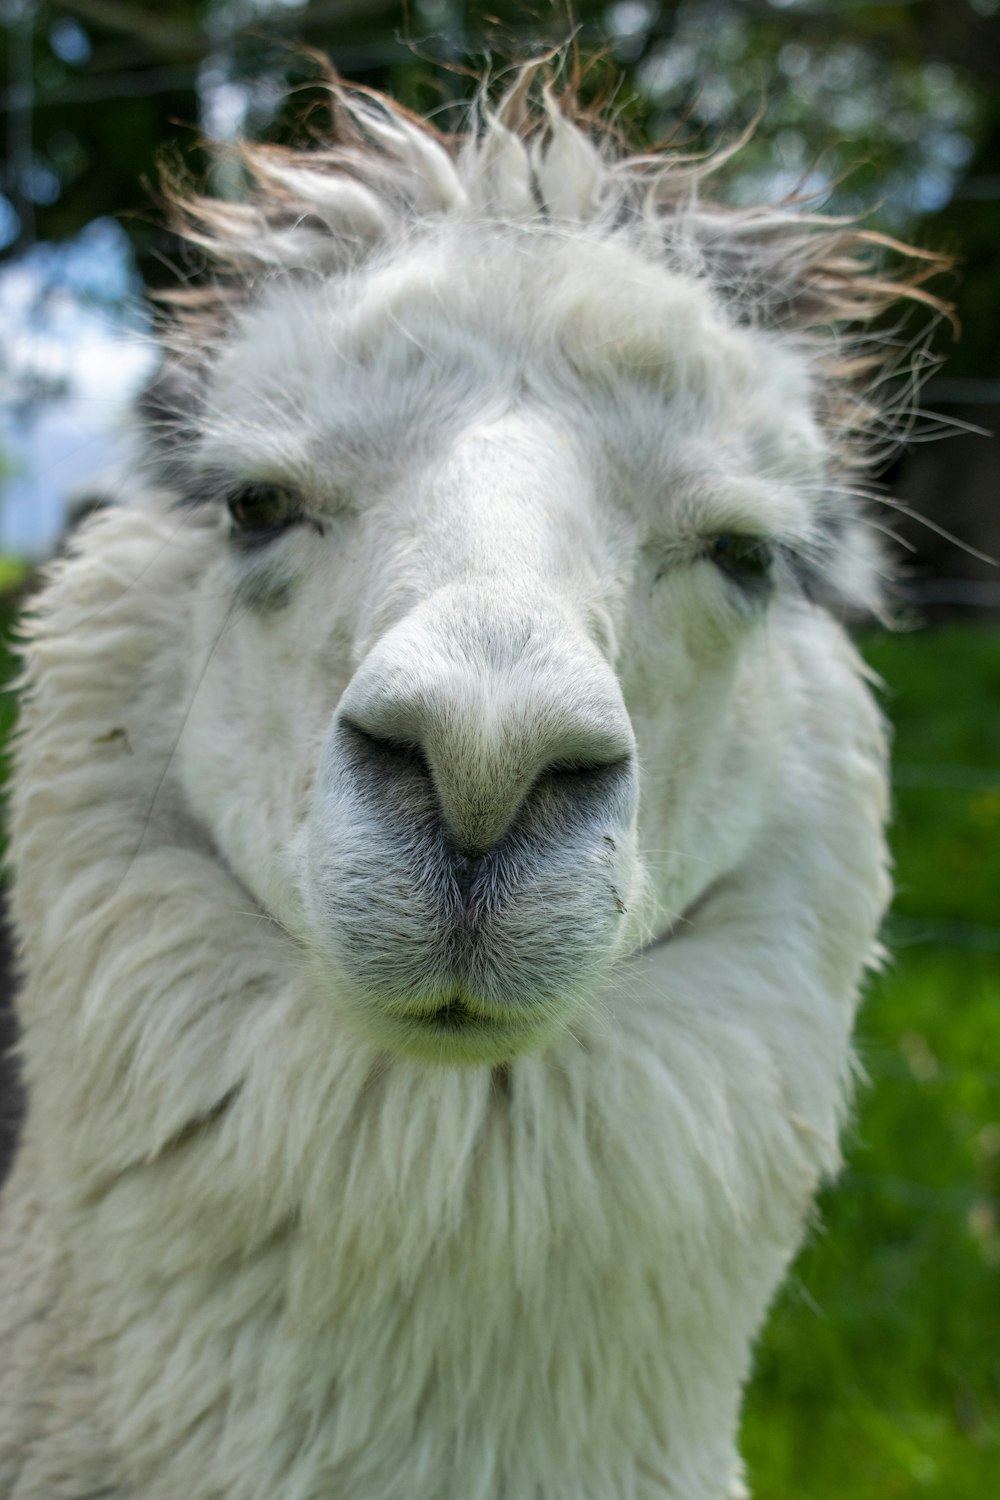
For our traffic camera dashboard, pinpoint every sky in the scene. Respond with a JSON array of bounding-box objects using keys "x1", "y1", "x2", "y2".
[{"x1": 0, "y1": 218, "x2": 156, "y2": 556}]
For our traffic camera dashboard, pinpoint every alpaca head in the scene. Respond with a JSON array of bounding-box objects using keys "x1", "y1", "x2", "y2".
[{"x1": 144, "y1": 69, "x2": 938, "y2": 1066}]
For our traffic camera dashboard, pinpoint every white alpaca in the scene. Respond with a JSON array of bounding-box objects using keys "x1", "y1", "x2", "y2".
[{"x1": 0, "y1": 65, "x2": 942, "y2": 1500}]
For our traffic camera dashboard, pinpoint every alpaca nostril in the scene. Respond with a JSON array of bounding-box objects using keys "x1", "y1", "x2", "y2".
[
  {"x1": 340, "y1": 718, "x2": 431, "y2": 778},
  {"x1": 530, "y1": 752, "x2": 636, "y2": 818},
  {"x1": 540, "y1": 754, "x2": 633, "y2": 786},
  {"x1": 525, "y1": 753, "x2": 637, "y2": 852}
]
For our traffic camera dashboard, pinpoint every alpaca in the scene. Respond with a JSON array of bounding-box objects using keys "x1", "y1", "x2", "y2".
[{"x1": 0, "y1": 64, "x2": 943, "y2": 1500}]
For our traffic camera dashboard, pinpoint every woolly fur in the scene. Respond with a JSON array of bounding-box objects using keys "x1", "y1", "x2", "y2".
[{"x1": 0, "y1": 60, "x2": 928, "y2": 1500}]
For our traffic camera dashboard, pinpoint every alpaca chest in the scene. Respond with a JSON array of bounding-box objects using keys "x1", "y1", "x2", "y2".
[{"x1": 81, "y1": 1048, "x2": 814, "y2": 1500}]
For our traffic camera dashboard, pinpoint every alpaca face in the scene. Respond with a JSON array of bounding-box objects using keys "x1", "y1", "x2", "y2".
[{"x1": 175, "y1": 229, "x2": 829, "y2": 1063}]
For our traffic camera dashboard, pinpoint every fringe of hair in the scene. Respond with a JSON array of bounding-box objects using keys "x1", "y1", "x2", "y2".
[{"x1": 155, "y1": 55, "x2": 953, "y2": 477}]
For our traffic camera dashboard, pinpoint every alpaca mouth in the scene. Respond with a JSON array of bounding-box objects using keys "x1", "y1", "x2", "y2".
[
  {"x1": 411, "y1": 994, "x2": 524, "y2": 1037},
  {"x1": 381, "y1": 991, "x2": 548, "y2": 1063},
  {"x1": 423, "y1": 997, "x2": 476, "y2": 1030}
]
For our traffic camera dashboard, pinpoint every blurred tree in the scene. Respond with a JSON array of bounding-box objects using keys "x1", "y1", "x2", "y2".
[{"x1": 2, "y1": 2, "x2": 998, "y2": 280}]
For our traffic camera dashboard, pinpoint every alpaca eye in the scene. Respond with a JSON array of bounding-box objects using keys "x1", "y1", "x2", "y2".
[
  {"x1": 709, "y1": 534, "x2": 773, "y2": 589},
  {"x1": 227, "y1": 483, "x2": 304, "y2": 539}
]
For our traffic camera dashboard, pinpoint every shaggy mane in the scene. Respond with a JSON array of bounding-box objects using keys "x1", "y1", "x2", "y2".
[{"x1": 157, "y1": 58, "x2": 951, "y2": 479}]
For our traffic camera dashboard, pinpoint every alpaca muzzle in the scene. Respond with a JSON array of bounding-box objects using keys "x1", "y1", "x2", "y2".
[{"x1": 301, "y1": 601, "x2": 640, "y2": 1059}]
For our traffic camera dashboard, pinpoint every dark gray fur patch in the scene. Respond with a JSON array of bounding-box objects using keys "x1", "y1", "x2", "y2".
[{"x1": 139, "y1": 358, "x2": 206, "y2": 494}]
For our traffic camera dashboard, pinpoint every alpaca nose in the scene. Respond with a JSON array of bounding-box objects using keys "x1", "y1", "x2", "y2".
[{"x1": 338, "y1": 621, "x2": 636, "y2": 857}]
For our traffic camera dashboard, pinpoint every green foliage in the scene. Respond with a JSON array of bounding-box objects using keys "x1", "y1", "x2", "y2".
[
  {"x1": 6, "y1": 1, "x2": 999, "y2": 300},
  {"x1": 0, "y1": 558, "x2": 27, "y2": 594},
  {"x1": 870, "y1": 626, "x2": 1000, "y2": 929}
]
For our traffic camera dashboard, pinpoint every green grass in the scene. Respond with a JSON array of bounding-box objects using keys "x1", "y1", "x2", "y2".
[
  {"x1": 0, "y1": 591, "x2": 997, "y2": 1492},
  {"x1": 744, "y1": 625, "x2": 1000, "y2": 1498}
]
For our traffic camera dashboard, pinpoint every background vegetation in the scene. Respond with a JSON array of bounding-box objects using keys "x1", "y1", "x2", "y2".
[
  {"x1": 746, "y1": 625, "x2": 1000, "y2": 1497},
  {"x1": 1, "y1": 2, "x2": 998, "y2": 1495}
]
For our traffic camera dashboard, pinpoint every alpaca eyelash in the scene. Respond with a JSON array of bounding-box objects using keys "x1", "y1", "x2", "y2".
[{"x1": 650, "y1": 534, "x2": 783, "y2": 590}]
